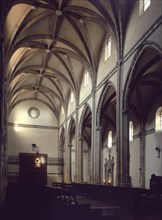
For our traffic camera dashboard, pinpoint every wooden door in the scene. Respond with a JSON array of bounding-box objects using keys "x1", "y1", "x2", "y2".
[{"x1": 19, "y1": 153, "x2": 47, "y2": 185}]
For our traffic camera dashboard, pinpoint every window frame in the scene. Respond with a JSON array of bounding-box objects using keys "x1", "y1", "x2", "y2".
[
  {"x1": 155, "y1": 107, "x2": 162, "y2": 132},
  {"x1": 143, "y1": 0, "x2": 151, "y2": 12},
  {"x1": 84, "y1": 70, "x2": 89, "y2": 87},
  {"x1": 70, "y1": 92, "x2": 74, "y2": 103},
  {"x1": 129, "y1": 121, "x2": 134, "y2": 142},
  {"x1": 108, "y1": 130, "x2": 113, "y2": 148},
  {"x1": 105, "y1": 36, "x2": 112, "y2": 61}
]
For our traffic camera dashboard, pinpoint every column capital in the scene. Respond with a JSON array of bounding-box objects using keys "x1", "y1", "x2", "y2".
[
  {"x1": 67, "y1": 144, "x2": 73, "y2": 148},
  {"x1": 96, "y1": 126, "x2": 103, "y2": 132},
  {"x1": 118, "y1": 175, "x2": 131, "y2": 187},
  {"x1": 90, "y1": 175, "x2": 101, "y2": 184},
  {"x1": 122, "y1": 108, "x2": 131, "y2": 114},
  {"x1": 78, "y1": 136, "x2": 83, "y2": 141}
]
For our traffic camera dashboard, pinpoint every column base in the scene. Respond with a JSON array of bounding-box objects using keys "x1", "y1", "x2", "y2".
[
  {"x1": 118, "y1": 175, "x2": 131, "y2": 187},
  {"x1": 76, "y1": 175, "x2": 83, "y2": 183},
  {"x1": 91, "y1": 175, "x2": 101, "y2": 184}
]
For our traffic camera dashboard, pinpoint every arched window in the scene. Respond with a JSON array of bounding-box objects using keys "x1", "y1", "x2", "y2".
[
  {"x1": 144, "y1": 0, "x2": 151, "y2": 11},
  {"x1": 70, "y1": 92, "x2": 74, "y2": 103},
  {"x1": 139, "y1": 0, "x2": 151, "y2": 15},
  {"x1": 155, "y1": 107, "x2": 162, "y2": 132},
  {"x1": 84, "y1": 70, "x2": 89, "y2": 87},
  {"x1": 105, "y1": 36, "x2": 112, "y2": 61},
  {"x1": 61, "y1": 106, "x2": 64, "y2": 115},
  {"x1": 108, "y1": 131, "x2": 112, "y2": 148},
  {"x1": 129, "y1": 121, "x2": 134, "y2": 142}
]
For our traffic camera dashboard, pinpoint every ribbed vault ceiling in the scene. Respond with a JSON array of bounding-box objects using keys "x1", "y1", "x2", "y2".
[
  {"x1": 2, "y1": 0, "x2": 162, "y2": 125},
  {"x1": 3, "y1": 0, "x2": 133, "y2": 121}
]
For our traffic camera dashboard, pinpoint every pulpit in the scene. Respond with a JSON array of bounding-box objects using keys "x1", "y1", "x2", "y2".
[{"x1": 19, "y1": 153, "x2": 47, "y2": 185}]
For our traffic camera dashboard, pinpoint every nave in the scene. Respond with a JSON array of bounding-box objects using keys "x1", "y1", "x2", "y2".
[
  {"x1": 1, "y1": 182, "x2": 161, "y2": 220},
  {"x1": 0, "y1": 1, "x2": 162, "y2": 218}
]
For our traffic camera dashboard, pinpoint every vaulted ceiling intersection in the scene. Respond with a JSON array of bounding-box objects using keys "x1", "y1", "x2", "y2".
[{"x1": 3, "y1": 0, "x2": 133, "y2": 120}]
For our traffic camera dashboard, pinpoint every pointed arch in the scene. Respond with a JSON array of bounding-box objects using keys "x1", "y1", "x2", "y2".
[
  {"x1": 96, "y1": 81, "x2": 116, "y2": 139},
  {"x1": 78, "y1": 104, "x2": 92, "y2": 183},
  {"x1": 96, "y1": 81, "x2": 116, "y2": 126},
  {"x1": 78, "y1": 103, "x2": 92, "y2": 140},
  {"x1": 123, "y1": 41, "x2": 162, "y2": 112},
  {"x1": 68, "y1": 117, "x2": 75, "y2": 144},
  {"x1": 59, "y1": 126, "x2": 65, "y2": 149},
  {"x1": 123, "y1": 41, "x2": 162, "y2": 188}
]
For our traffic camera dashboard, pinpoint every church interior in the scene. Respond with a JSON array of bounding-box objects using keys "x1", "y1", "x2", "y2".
[{"x1": 0, "y1": 0, "x2": 162, "y2": 219}]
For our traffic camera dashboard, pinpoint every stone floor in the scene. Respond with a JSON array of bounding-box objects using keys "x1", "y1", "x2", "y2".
[{"x1": 76, "y1": 195, "x2": 162, "y2": 220}]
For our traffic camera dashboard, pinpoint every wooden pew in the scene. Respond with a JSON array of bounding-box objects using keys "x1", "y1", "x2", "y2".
[
  {"x1": 5, "y1": 182, "x2": 120, "y2": 220},
  {"x1": 52, "y1": 182, "x2": 77, "y2": 204}
]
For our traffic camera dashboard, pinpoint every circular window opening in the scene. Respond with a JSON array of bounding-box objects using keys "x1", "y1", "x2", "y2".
[{"x1": 28, "y1": 107, "x2": 40, "y2": 119}]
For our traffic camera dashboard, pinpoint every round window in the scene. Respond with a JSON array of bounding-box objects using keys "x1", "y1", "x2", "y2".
[{"x1": 28, "y1": 107, "x2": 40, "y2": 119}]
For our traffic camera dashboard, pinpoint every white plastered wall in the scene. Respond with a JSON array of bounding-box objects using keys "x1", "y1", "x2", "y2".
[
  {"x1": 7, "y1": 100, "x2": 60, "y2": 185},
  {"x1": 124, "y1": 0, "x2": 162, "y2": 55}
]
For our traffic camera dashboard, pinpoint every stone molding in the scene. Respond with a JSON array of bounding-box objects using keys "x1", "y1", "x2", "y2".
[{"x1": 7, "y1": 155, "x2": 64, "y2": 165}]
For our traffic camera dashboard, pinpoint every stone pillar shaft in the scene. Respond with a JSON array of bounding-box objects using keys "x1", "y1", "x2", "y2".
[
  {"x1": 118, "y1": 110, "x2": 131, "y2": 187},
  {"x1": 77, "y1": 137, "x2": 83, "y2": 183},
  {"x1": 93, "y1": 126, "x2": 102, "y2": 184},
  {"x1": 139, "y1": 128, "x2": 146, "y2": 188}
]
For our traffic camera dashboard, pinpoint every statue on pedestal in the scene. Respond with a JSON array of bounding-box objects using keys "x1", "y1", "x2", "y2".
[{"x1": 104, "y1": 154, "x2": 114, "y2": 185}]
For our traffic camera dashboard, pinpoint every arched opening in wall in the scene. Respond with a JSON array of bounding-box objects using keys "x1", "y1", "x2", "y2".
[
  {"x1": 103, "y1": 130, "x2": 115, "y2": 185},
  {"x1": 68, "y1": 118, "x2": 76, "y2": 182},
  {"x1": 80, "y1": 105, "x2": 92, "y2": 183},
  {"x1": 96, "y1": 83, "x2": 116, "y2": 186},
  {"x1": 124, "y1": 44, "x2": 162, "y2": 188}
]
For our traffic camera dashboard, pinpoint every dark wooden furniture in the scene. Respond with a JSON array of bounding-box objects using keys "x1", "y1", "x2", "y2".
[
  {"x1": 150, "y1": 174, "x2": 162, "y2": 194},
  {"x1": 19, "y1": 153, "x2": 47, "y2": 185}
]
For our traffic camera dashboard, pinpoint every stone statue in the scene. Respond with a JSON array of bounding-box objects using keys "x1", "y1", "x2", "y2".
[{"x1": 104, "y1": 154, "x2": 114, "y2": 185}]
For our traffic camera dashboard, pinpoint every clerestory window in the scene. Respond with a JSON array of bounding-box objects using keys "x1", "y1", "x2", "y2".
[
  {"x1": 143, "y1": 0, "x2": 151, "y2": 11},
  {"x1": 70, "y1": 92, "x2": 74, "y2": 103},
  {"x1": 108, "y1": 130, "x2": 112, "y2": 148},
  {"x1": 105, "y1": 36, "x2": 112, "y2": 61},
  {"x1": 155, "y1": 107, "x2": 162, "y2": 132},
  {"x1": 84, "y1": 70, "x2": 89, "y2": 87},
  {"x1": 61, "y1": 106, "x2": 64, "y2": 115},
  {"x1": 129, "y1": 121, "x2": 134, "y2": 142}
]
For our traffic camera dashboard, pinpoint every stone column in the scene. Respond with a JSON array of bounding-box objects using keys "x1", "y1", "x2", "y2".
[
  {"x1": 116, "y1": 52, "x2": 131, "y2": 187},
  {"x1": 68, "y1": 144, "x2": 73, "y2": 182},
  {"x1": 90, "y1": 89, "x2": 96, "y2": 184},
  {"x1": 0, "y1": 35, "x2": 7, "y2": 206},
  {"x1": 64, "y1": 143, "x2": 72, "y2": 183},
  {"x1": 0, "y1": 143, "x2": 7, "y2": 207},
  {"x1": 63, "y1": 117, "x2": 71, "y2": 183},
  {"x1": 93, "y1": 126, "x2": 102, "y2": 184},
  {"x1": 76, "y1": 137, "x2": 83, "y2": 183},
  {"x1": 118, "y1": 109, "x2": 131, "y2": 186},
  {"x1": 139, "y1": 129, "x2": 146, "y2": 188},
  {"x1": 59, "y1": 146, "x2": 64, "y2": 183}
]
